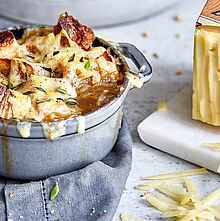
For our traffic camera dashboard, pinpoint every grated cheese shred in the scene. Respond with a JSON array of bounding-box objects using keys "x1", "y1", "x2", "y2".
[
  {"x1": 77, "y1": 116, "x2": 85, "y2": 134},
  {"x1": 141, "y1": 168, "x2": 208, "y2": 180},
  {"x1": 134, "y1": 168, "x2": 220, "y2": 221},
  {"x1": 157, "y1": 99, "x2": 168, "y2": 112},
  {"x1": 204, "y1": 142, "x2": 220, "y2": 151}
]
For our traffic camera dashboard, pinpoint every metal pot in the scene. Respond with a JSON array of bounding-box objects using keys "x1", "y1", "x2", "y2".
[
  {"x1": 0, "y1": 25, "x2": 152, "y2": 180},
  {"x1": 0, "y1": 0, "x2": 180, "y2": 27}
]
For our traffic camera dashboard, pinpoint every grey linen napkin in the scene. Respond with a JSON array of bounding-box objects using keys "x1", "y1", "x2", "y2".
[{"x1": 0, "y1": 119, "x2": 132, "y2": 221}]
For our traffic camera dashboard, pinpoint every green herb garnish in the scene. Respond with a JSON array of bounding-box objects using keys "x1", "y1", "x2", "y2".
[
  {"x1": 27, "y1": 55, "x2": 35, "y2": 59},
  {"x1": 36, "y1": 98, "x2": 51, "y2": 104},
  {"x1": 25, "y1": 73, "x2": 29, "y2": 81},
  {"x1": 56, "y1": 87, "x2": 70, "y2": 96},
  {"x1": 23, "y1": 91, "x2": 35, "y2": 95},
  {"x1": 68, "y1": 53, "x2": 75, "y2": 62},
  {"x1": 26, "y1": 118, "x2": 37, "y2": 122},
  {"x1": 152, "y1": 53, "x2": 159, "y2": 59},
  {"x1": 10, "y1": 117, "x2": 19, "y2": 122},
  {"x1": 53, "y1": 51, "x2": 60, "y2": 56},
  {"x1": 41, "y1": 66, "x2": 53, "y2": 73},
  {"x1": 11, "y1": 82, "x2": 24, "y2": 90},
  {"x1": 7, "y1": 81, "x2": 13, "y2": 89},
  {"x1": 66, "y1": 98, "x2": 77, "y2": 106},
  {"x1": 56, "y1": 98, "x2": 64, "y2": 101},
  {"x1": 84, "y1": 60, "x2": 91, "y2": 70},
  {"x1": 35, "y1": 87, "x2": 47, "y2": 93},
  {"x1": 50, "y1": 181, "x2": 59, "y2": 201}
]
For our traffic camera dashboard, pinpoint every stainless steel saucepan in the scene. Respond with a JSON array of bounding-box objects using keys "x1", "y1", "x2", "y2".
[{"x1": 0, "y1": 25, "x2": 152, "y2": 180}]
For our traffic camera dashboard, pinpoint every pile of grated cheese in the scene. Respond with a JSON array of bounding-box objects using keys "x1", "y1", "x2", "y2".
[
  {"x1": 120, "y1": 168, "x2": 220, "y2": 221},
  {"x1": 204, "y1": 142, "x2": 220, "y2": 152}
]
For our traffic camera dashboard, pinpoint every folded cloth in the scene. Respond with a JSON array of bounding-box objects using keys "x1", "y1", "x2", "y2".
[{"x1": 0, "y1": 118, "x2": 132, "y2": 221}]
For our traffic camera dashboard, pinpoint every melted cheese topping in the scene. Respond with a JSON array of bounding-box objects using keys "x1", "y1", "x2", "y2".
[
  {"x1": 0, "y1": 15, "x2": 126, "y2": 139},
  {"x1": 16, "y1": 122, "x2": 32, "y2": 138},
  {"x1": 77, "y1": 116, "x2": 85, "y2": 134},
  {"x1": 41, "y1": 121, "x2": 66, "y2": 141},
  {"x1": 0, "y1": 27, "x2": 123, "y2": 125},
  {"x1": 127, "y1": 72, "x2": 144, "y2": 88}
]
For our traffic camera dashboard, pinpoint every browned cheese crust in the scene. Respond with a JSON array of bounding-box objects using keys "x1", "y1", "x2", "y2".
[
  {"x1": 54, "y1": 12, "x2": 95, "y2": 50},
  {"x1": 0, "y1": 31, "x2": 14, "y2": 47}
]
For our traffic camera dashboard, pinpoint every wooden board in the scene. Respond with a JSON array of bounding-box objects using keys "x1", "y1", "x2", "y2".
[{"x1": 198, "y1": 0, "x2": 220, "y2": 26}]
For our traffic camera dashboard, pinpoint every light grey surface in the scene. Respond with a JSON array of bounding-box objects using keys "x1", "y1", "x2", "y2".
[
  {"x1": 92, "y1": 0, "x2": 220, "y2": 220},
  {"x1": 0, "y1": 0, "x2": 180, "y2": 27}
]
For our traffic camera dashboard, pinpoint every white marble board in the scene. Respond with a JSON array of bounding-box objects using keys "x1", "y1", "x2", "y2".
[{"x1": 138, "y1": 86, "x2": 220, "y2": 174}]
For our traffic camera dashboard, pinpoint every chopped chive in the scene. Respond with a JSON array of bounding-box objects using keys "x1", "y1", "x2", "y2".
[
  {"x1": 26, "y1": 118, "x2": 37, "y2": 122},
  {"x1": 27, "y1": 55, "x2": 35, "y2": 59},
  {"x1": 53, "y1": 51, "x2": 60, "y2": 56},
  {"x1": 152, "y1": 53, "x2": 159, "y2": 59},
  {"x1": 68, "y1": 53, "x2": 75, "y2": 62},
  {"x1": 7, "y1": 81, "x2": 13, "y2": 89},
  {"x1": 56, "y1": 88, "x2": 67, "y2": 94},
  {"x1": 84, "y1": 60, "x2": 91, "y2": 70},
  {"x1": 23, "y1": 91, "x2": 35, "y2": 95},
  {"x1": 41, "y1": 66, "x2": 53, "y2": 72},
  {"x1": 10, "y1": 117, "x2": 19, "y2": 122},
  {"x1": 57, "y1": 98, "x2": 64, "y2": 101},
  {"x1": 56, "y1": 87, "x2": 71, "y2": 96},
  {"x1": 66, "y1": 98, "x2": 77, "y2": 106},
  {"x1": 25, "y1": 73, "x2": 29, "y2": 81},
  {"x1": 11, "y1": 82, "x2": 24, "y2": 90},
  {"x1": 35, "y1": 87, "x2": 47, "y2": 93},
  {"x1": 50, "y1": 181, "x2": 59, "y2": 201},
  {"x1": 36, "y1": 98, "x2": 51, "y2": 104}
]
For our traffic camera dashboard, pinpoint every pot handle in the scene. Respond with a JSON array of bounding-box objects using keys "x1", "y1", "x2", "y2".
[{"x1": 117, "y1": 42, "x2": 152, "y2": 84}]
